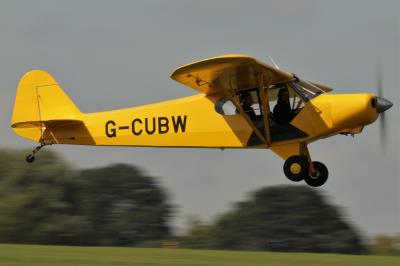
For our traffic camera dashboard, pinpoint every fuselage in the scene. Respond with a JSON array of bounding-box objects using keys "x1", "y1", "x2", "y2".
[{"x1": 48, "y1": 92, "x2": 379, "y2": 150}]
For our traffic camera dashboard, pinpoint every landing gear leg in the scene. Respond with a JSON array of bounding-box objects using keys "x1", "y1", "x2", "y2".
[
  {"x1": 26, "y1": 143, "x2": 46, "y2": 163},
  {"x1": 304, "y1": 161, "x2": 329, "y2": 187},
  {"x1": 300, "y1": 144, "x2": 329, "y2": 187}
]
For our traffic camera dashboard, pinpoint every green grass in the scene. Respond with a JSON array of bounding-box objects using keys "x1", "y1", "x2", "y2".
[{"x1": 0, "y1": 244, "x2": 398, "y2": 266}]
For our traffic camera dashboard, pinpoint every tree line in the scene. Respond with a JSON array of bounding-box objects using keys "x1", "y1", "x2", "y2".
[
  {"x1": 1, "y1": 149, "x2": 396, "y2": 254},
  {"x1": 0, "y1": 149, "x2": 171, "y2": 246}
]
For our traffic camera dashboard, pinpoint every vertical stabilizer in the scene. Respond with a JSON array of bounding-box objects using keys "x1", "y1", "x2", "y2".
[{"x1": 11, "y1": 70, "x2": 81, "y2": 142}]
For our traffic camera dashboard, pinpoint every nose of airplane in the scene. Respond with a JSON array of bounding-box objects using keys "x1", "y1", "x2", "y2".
[{"x1": 375, "y1": 97, "x2": 393, "y2": 113}]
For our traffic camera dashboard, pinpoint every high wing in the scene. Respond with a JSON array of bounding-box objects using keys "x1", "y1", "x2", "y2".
[
  {"x1": 171, "y1": 54, "x2": 296, "y2": 147},
  {"x1": 170, "y1": 54, "x2": 294, "y2": 95},
  {"x1": 170, "y1": 54, "x2": 333, "y2": 147}
]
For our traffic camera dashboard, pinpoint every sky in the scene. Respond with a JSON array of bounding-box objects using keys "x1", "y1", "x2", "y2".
[{"x1": 0, "y1": 0, "x2": 399, "y2": 236}]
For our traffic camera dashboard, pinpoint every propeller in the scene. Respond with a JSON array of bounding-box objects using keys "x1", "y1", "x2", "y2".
[
  {"x1": 268, "y1": 56, "x2": 280, "y2": 70},
  {"x1": 375, "y1": 68, "x2": 393, "y2": 147}
]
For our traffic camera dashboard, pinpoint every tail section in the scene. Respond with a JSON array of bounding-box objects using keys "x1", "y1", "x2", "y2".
[{"x1": 11, "y1": 70, "x2": 82, "y2": 143}]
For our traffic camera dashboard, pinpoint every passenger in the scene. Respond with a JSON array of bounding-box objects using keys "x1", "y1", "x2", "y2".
[
  {"x1": 240, "y1": 92, "x2": 257, "y2": 121},
  {"x1": 273, "y1": 87, "x2": 296, "y2": 124}
]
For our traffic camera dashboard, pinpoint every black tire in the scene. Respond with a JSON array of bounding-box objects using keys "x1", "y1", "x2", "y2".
[
  {"x1": 26, "y1": 154, "x2": 35, "y2": 163},
  {"x1": 304, "y1": 161, "x2": 328, "y2": 187},
  {"x1": 283, "y1": 155, "x2": 309, "y2": 182}
]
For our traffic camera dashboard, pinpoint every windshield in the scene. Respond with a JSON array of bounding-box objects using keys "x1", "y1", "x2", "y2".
[{"x1": 289, "y1": 79, "x2": 324, "y2": 101}]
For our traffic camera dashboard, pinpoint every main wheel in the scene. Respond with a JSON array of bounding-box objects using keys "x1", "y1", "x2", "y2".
[
  {"x1": 283, "y1": 156, "x2": 309, "y2": 182},
  {"x1": 304, "y1": 161, "x2": 328, "y2": 187}
]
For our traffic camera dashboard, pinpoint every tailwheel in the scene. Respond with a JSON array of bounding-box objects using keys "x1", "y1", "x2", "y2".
[
  {"x1": 283, "y1": 155, "x2": 309, "y2": 182},
  {"x1": 25, "y1": 143, "x2": 46, "y2": 163},
  {"x1": 304, "y1": 161, "x2": 329, "y2": 187},
  {"x1": 26, "y1": 154, "x2": 35, "y2": 163}
]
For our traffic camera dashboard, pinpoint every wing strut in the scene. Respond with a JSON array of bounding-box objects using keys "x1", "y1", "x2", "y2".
[
  {"x1": 222, "y1": 87, "x2": 267, "y2": 146},
  {"x1": 258, "y1": 73, "x2": 271, "y2": 147}
]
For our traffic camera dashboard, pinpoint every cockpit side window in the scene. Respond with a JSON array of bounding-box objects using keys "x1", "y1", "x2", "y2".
[{"x1": 215, "y1": 96, "x2": 237, "y2": 115}]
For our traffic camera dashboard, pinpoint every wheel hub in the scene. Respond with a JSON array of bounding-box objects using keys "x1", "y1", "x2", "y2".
[{"x1": 290, "y1": 163, "x2": 302, "y2": 174}]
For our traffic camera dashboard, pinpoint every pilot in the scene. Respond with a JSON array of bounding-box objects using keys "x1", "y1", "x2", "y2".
[
  {"x1": 273, "y1": 87, "x2": 296, "y2": 124},
  {"x1": 240, "y1": 92, "x2": 257, "y2": 121}
]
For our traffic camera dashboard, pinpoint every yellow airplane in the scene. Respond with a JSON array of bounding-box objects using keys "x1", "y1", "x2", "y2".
[{"x1": 11, "y1": 54, "x2": 393, "y2": 187}]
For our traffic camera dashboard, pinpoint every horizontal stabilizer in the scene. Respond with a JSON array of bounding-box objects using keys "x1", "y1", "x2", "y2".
[{"x1": 11, "y1": 119, "x2": 83, "y2": 129}]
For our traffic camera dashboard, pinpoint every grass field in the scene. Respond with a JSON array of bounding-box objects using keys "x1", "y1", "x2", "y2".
[{"x1": 0, "y1": 244, "x2": 398, "y2": 266}]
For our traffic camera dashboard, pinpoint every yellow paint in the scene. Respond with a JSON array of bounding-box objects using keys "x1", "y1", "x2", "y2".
[
  {"x1": 291, "y1": 93, "x2": 378, "y2": 141},
  {"x1": 11, "y1": 55, "x2": 384, "y2": 163},
  {"x1": 271, "y1": 142, "x2": 301, "y2": 160},
  {"x1": 11, "y1": 70, "x2": 81, "y2": 143},
  {"x1": 171, "y1": 54, "x2": 294, "y2": 95},
  {"x1": 11, "y1": 70, "x2": 253, "y2": 147}
]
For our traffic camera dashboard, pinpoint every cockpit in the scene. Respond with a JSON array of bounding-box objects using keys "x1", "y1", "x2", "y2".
[{"x1": 215, "y1": 77, "x2": 326, "y2": 144}]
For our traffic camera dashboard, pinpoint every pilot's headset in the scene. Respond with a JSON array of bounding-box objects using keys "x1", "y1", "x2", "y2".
[{"x1": 240, "y1": 92, "x2": 252, "y2": 104}]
